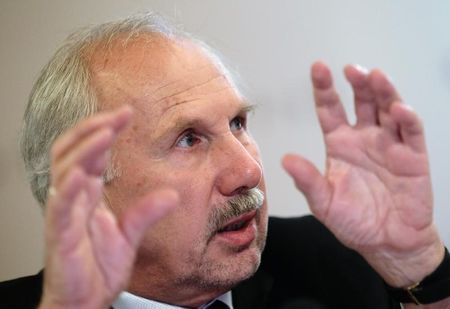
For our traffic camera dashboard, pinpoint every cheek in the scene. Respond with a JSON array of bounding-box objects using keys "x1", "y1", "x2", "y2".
[
  {"x1": 123, "y1": 165, "x2": 214, "y2": 231},
  {"x1": 109, "y1": 136, "x2": 218, "y2": 231},
  {"x1": 137, "y1": 181, "x2": 214, "y2": 263}
]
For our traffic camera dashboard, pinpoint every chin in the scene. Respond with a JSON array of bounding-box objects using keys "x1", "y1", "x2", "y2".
[
  {"x1": 213, "y1": 231, "x2": 267, "y2": 285},
  {"x1": 203, "y1": 248, "x2": 262, "y2": 292},
  {"x1": 174, "y1": 240, "x2": 264, "y2": 295},
  {"x1": 214, "y1": 219, "x2": 267, "y2": 287},
  {"x1": 174, "y1": 213, "x2": 268, "y2": 296}
]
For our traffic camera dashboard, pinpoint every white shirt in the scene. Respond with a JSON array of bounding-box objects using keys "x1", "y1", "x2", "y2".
[{"x1": 112, "y1": 291, "x2": 233, "y2": 309}]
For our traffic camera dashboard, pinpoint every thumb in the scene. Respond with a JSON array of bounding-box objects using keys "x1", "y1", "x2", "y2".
[
  {"x1": 120, "y1": 189, "x2": 179, "y2": 249},
  {"x1": 282, "y1": 154, "x2": 331, "y2": 220}
]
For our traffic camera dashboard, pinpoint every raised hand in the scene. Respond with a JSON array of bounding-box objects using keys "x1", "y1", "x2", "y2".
[
  {"x1": 39, "y1": 107, "x2": 178, "y2": 309},
  {"x1": 282, "y1": 62, "x2": 444, "y2": 287}
]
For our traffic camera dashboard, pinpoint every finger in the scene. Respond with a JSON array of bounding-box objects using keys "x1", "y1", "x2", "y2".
[
  {"x1": 120, "y1": 189, "x2": 179, "y2": 249},
  {"x1": 282, "y1": 154, "x2": 331, "y2": 220},
  {"x1": 390, "y1": 103, "x2": 427, "y2": 153},
  {"x1": 52, "y1": 127, "x2": 114, "y2": 186},
  {"x1": 82, "y1": 177, "x2": 104, "y2": 220},
  {"x1": 51, "y1": 105, "x2": 133, "y2": 161},
  {"x1": 311, "y1": 61, "x2": 349, "y2": 134},
  {"x1": 344, "y1": 64, "x2": 378, "y2": 127},
  {"x1": 368, "y1": 69, "x2": 402, "y2": 137},
  {"x1": 46, "y1": 167, "x2": 86, "y2": 236},
  {"x1": 368, "y1": 69, "x2": 402, "y2": 111},
  {"x1": 85, "y1": 177, "x2": 103, "y2": 206}
]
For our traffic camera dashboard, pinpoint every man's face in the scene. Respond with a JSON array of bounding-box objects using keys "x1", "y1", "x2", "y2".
[{"x1": 91, "y1": 36, "x2": 268, "y2": 306}]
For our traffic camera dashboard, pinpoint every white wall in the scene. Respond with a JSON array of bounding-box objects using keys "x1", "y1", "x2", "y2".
[{"x1": 1, "y1": 0, "x2": 449, "y2": 280}]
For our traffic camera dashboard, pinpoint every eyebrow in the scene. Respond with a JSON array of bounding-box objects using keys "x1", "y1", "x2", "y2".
[
  {"x1": 153, "y1": 100, "x2": 256, "y2": 142},
  {"x1": 241, "y1": 101, "x2": 257, "y2": 114}
]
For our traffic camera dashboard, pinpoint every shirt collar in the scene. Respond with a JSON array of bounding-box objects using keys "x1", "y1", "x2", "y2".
[
  {"x1": 200, "y1": 291, "x2": 233, "y2": 309},
  {"x1": 112, "y1": 291, "x2": 233, "y2": 309}
]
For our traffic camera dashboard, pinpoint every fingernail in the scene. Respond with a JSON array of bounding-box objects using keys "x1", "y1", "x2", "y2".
[
  {"x1": 354, "y1": 64, "x2": 369, "y2": 74},
  {"x1": 402, "y1": 104, "x2": 414, "y2": 112}
]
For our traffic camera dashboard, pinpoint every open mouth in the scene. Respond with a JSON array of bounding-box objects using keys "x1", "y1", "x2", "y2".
[
  {"x1": 217, "y1": 211, "x2": 256, "y2": 233},
  {"x1": 213, "y1": 210, "x2": 258, "y2": 247}
]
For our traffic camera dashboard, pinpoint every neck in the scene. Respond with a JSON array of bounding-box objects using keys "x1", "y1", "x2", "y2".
[{"x1": 127, "y1": 262, "x2": 229, "y2": 308}]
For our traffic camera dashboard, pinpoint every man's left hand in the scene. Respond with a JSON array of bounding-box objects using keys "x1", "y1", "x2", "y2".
[{"x1": 282, "y1": 62, "x2": 445, "y2": 288}]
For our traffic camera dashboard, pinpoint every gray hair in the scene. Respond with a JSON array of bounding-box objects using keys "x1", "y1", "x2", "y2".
[{"x1": 20, "y1": 12, "x2": 232, "y2": 208}]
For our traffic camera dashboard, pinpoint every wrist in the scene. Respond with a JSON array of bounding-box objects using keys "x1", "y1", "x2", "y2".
[
  {"x1": 385, "y1": 246, "x2": 450, "y2": 305},
  {"x1": 366, "y1": 239, "x2": 445, "y2": 287}
]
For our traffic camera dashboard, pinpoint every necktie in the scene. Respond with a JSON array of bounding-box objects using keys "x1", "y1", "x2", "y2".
[{"x1": 207, "y1": 300, "x2": 229, "y2": 309}]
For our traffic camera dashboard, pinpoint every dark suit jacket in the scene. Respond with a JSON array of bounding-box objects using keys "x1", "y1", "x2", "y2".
[
  {"x1": 232, "y1": 216, "x2": 400, "y2": 308},
  {"x1": 0, "y1": 216, "x2": 400, "y2": 308}
]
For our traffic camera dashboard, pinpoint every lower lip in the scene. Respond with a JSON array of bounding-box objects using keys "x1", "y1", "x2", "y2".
[{"x1": 214, "y1": 218, "x2": 257, "y2": 247}]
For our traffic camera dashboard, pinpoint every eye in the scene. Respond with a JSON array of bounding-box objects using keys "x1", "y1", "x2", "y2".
[
  {"x1": 176, "y1": 131, "x2": 201, "y2": 148},
  {"x1": 230, "y1": 116, "x2": 246, "y2": 132}
]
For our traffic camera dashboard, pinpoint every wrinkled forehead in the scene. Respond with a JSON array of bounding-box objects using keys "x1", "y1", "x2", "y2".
[{"x1": 88, "y1": 34, "x2": 239, "y2": 111}]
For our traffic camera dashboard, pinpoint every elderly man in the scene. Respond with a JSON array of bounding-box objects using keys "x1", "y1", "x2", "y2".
[{"x1": 1, "y1": 13, "x2": 449, "y2": 309}]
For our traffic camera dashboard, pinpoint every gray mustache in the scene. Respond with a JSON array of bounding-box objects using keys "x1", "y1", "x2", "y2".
[{"x1": 208, "y1": 188, "x2": 264, "y2": 234}]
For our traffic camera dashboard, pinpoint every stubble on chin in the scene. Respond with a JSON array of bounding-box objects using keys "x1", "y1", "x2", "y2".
[
  {"x1": 174, "y1": 241, "x2": 264, "y2": 293},
  {"x1": 174, "y1": 211, "x2": 268, "y2": 293},
  {"x1": 173, "y1": 188, "x2": 268, "y2": 293}
]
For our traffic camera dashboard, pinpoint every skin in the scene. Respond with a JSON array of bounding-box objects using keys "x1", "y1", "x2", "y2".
[
  {"x1": 39, "y1": 35, "x2": 449, "y2": 308},
  {"x1": 42, "y1": 36, "x2": 268, "y2": 308},
  {"x1": 283, "y1": 63, "x2": 445, "y2": 287},
  {"x1": 92, "y1": 37, "x2": 268, "y2": 306}
]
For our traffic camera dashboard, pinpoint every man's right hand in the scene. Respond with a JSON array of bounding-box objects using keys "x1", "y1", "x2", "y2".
[{"x1": 39, "y1": 106, "x2": 178, "y2": 309}]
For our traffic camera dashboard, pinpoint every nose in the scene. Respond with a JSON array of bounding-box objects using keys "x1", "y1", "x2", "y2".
[{"x1": 214, "y1": 135, "x2": 263, "y2": 196}]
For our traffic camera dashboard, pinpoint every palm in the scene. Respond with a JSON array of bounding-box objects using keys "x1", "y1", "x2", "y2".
[
  {"x1": 45, "y1": 192, "x2": 136, "y2": 306},
  {"x1": 283, "y1": 63, "x2": 442, "y2": 286},
  {"x1": 322, "y1": 123, "x2": 432, "y2": 252},
  {"x1": 41, "y1": 108, "x2": 176, "y2": 308}
]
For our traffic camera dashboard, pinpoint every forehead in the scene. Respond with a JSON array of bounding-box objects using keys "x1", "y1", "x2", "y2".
[{"x1": 88, "y1": 35, "x2": 241, "y2": 112}]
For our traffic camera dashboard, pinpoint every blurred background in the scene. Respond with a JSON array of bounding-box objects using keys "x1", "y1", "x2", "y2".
[{"x1": 1, "y1": 0, "x2": 449, "y2": 280}]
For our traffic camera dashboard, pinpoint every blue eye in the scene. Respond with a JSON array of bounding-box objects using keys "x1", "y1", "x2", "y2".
[
  {"x1": 176, "y1": 132, "x2": 200, "y2": 148},
  {"x1": 230, "y1": 116, "x2": 245, "y2": 131}
]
